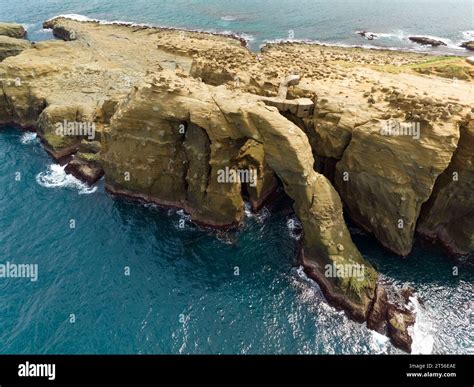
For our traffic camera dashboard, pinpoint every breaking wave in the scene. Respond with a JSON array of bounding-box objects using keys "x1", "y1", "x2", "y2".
[
  {"x1": 243, "y1": 202, "x2": 271, "y2": 223},
  {"x1": 410, "y1": 296, "x2": 435, "y2": 354},
  {"x1": 36, "y1": 164, "x2": 97, "y2": 195},
  {"x1": 355, "y1": 30, "x2": 466, "y2": 51},
  {"x1": 19, "y1": 132, "x2": 38, "y2": 145},
  {"x1": 461, "y1": 30, "x2": 474, "y2": 40},
  {"x1": 286, "y1": 217, "x2": 302, "y2": 241}
]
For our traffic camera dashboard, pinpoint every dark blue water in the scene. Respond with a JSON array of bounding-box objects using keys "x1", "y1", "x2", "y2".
[
  {"x1": 0, "y1": 128, "x2": 472, "y2": 354},
  {"x1": 1, "y1": 0, "x2": 473, "y2": 53}
]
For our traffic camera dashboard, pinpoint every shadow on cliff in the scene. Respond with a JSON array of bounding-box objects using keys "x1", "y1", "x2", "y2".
[{"x1": 348, "y1": 218, "x2": 474, "y2": 288}]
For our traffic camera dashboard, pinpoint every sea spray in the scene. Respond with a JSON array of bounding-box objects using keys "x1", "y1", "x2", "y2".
[
  {"x1": 36, "y1": 164, "x2": 97, "y2": 195},
  {"x1": 409, "y1": 296, "x2": 434, "y2": 354},
  {"x1": 20, "y1": 132, "x2": 38, "y2": 145}
]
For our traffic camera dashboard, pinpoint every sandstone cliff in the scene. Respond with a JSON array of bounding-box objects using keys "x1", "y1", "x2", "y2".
[
  {"x1": 1, "y1": 16, "x2": 473, "y2": 352},
  {"x1": 418, "y1": 120, "x2": 474, "y2": 255},
  {"x1": 0, "y1": 22, "x2": 26, "y2": 39}
]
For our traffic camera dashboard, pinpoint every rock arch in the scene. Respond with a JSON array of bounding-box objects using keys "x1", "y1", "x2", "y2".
[{"x1": 103, "y1": 70, "x2": 379, "y2": 320}]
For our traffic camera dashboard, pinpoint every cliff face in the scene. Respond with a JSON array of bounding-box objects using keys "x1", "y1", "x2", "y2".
[
  {"x1": 417, "y1": 120, "x2": 474, "y2": 255},
  {"x1": 0, "y1": 22, "x2": 26, "y2": 39},
  {"x1": 103, "y1": 71, "x2": 379, "y2": 321},
  {"x1": 1, "y1": 16, "x2": 473, "y2": 352},
  {"x1": 0, "y1": 36, "x2": 31, "y2": 61},
  {"x1": 334, "y1": 118, "x2": 460, "y2": 256}
]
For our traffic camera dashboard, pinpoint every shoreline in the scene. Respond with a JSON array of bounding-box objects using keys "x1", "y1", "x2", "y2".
[
  {"x1": 37, "y1": 14, "x2": 472, "y2": 57},
  {"x1": 42, "y1": 14, "x2": 251, "y2": 49}
]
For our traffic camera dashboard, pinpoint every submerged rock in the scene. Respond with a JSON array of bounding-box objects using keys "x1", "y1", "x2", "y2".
[
  {"x1": 409, "y1": 36, "x2": 447, "y2": 47},
  {"x1": 357, "y1": 31, "x2": 377, "y2": 41}
]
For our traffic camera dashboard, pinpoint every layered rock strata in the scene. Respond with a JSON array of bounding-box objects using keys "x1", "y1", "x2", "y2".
[{"x1": 0, "y1": 22, "x2": 26, "y2": 39}]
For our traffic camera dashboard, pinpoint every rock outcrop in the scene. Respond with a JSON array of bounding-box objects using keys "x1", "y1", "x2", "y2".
[
  {"x1": 0, "y1": 22, "x2": 26, "y2": 39},
  {"x1": 409, "y1": 36, "x2": 447, "y2": 47},
  {"x1": 102, "y1": 70, "x2": 380, "y2": 318},
  {"x1": 0, "y1": 36, "x2": 31, "y2": 61},
  {"x1": 357, "y1": 31, "x2": 377, "y2": 41},
  {"x1": 334, "y1": 118, "x2": 460, "y2": 256},
  {"x1": 42, "y1": 20, "x2": 77, "y2": 41},
  {"x1": 2, "y1": 16, "x2": 473, "y2": 352},
  {"x1": 461, "y1": 41, "x2": 474, "y2": 51}
]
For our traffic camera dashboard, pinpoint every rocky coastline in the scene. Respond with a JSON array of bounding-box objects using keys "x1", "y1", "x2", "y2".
[{"x1": 1, "y1": 17, "x2": 473, "y2": 353}]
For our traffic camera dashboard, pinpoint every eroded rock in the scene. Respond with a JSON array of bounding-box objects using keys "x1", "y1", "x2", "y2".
[
  {"x1": 0, "y1": 22, "x2": 26, "y2": 39},
  {"x1": 409, "y1": 36, "x2": 447, "y2": 47},
  {"x1": 461, "y1": 41, "x2": 474, "y2": 51},
  {"x1": 0, "y1": 36, "x2": 31, "y2": 61},
  {"x1": 335, "y1": 118, "x2": 460, "y2": 256},
  {"x1": 418, "y1": 120, "x2": 474, "y2": 256}
]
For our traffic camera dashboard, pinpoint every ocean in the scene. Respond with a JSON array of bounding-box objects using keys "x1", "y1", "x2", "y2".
[
  {"x1": 0, "y1": 128, "x2": 472, "y2": 354},
  {"x1": 0, "y1": 0, "x2": 473, "y2": 355}
]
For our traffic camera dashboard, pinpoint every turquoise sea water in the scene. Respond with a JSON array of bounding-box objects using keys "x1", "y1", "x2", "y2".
[
  {"x1": 0, "y1": 128, "x2": 472, "y2": 354},
  {"x1": 0, "y1": 1, "x2": 473, "y2": 354},
  {"x1": 1, "y1": 0, "x2": 473, "y2": 54}
]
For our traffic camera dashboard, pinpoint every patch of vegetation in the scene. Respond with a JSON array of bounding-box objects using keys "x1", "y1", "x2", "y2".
[
  {"x1": 77, "y1": 151, "x2": 100, "y2": 162},
  {"x1": 43, "y1": 132, "x2": 70, "y2": 149},
  {"x1": 409, "y1": 56, "x2": 472, "y2": 80}
]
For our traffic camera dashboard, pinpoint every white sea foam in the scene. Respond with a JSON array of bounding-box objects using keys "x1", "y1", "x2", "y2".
[
  {"x1": 295, "y1": 265, "x2": 309, "y2": 281},
  {"x1": 36, "y1": 164, "x2": 97, "y2": 195},
  {"x1": 19, "y1": 132, "x2": 38, "y2": 145},
  {"x1": 50, "y1": 14, "x2": 95, "y2": 22},
  {"x1": 261, "y1": 38, "x2": 403, "y2": 53},
  {"x1": 356, "y1": 30, "x2": 466, "y2": 51},
  {"x1": 261, "y1": 35, "x2": 467, "y2": 55},
  {"x1": 295, "y1": 265, "x2": 318, "y2": 287},
  {"x1": 409, "y1": 296, "x2": 434, "y2": 354},
  {"x1": 34, "y1": 28, "x2": 53, "y2": 34},
  {"x1": 461, "y1": 30, "x2": 474, "y2": 40},
  {"x1": 21, "y1": 23, "x2": 36, "y2": 31},
  {"x1": 371, "y1": 330, "x2": 390, "y2": 345},
  {"x1": 292, "y1": 266, "x2": 329, "y2": 307},
  {"x1": 176, "y1": 209, "x2": 191, "y2": 221},
  {"x1": 220, "y1": 30, "x2": 255, "y2": 42},
  {"x1": 369, "y1": 330, "x2": 390, "y2": 354},
  {"x1": 243, "y1": 202, "x2": 270, "y2": 223},
  {"x1": 287, "y1": 217, "x2": 302, "y2": 241},
  {"x1": 255, "y1": 207, "x2": 270, "y2": 223},
  {"x1": 412, "y1": 34, "x2": 464, "y2": 51},
  {"x1": 243, "y1": 202, "x2": 253, "y2": 218},
  {"x1": 220, "y1": 16, "x2": 237, "y2": 22},
  {"x1": 356, "y1": 30, "x2": 406, "y2": 41}
]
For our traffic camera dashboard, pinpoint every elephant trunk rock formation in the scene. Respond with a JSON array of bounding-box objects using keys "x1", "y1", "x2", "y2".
[{"x1": 1, "y1": 17, "x2": 473, "y2": 352}]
